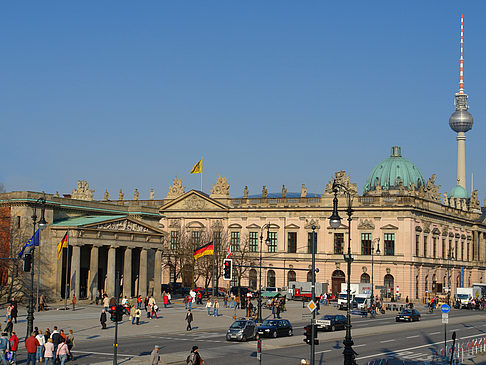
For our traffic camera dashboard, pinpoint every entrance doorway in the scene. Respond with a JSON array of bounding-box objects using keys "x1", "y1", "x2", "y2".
[{"x1": 331, "y1": 270, "x2": 346, "y2": 295}]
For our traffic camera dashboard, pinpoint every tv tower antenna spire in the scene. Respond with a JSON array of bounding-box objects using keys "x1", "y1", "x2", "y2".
[{"x1": 459, "y1": 14, "x2": 464, "y2": 94}]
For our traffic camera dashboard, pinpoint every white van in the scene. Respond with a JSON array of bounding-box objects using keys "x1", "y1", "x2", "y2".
[{"x1": 354, "y1": 294, "x2": 371, "y2": 310}]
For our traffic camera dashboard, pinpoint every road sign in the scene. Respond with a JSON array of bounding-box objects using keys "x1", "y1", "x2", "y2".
[
  {"x1": 302, "y1": 314, "x2": 312, "y2": 319},
  {"x1": 442, "y1": 313, "x2": 449, "y2": 324},
  {"x1": 441, "y1": 303, "x2": 451, "y2": 314},
  {"x1": 314, "y1": 319, "x2": 330, "y2": 326},
  {"x1": 307, "y1": 300, "x2": 317, "y2": 312}
]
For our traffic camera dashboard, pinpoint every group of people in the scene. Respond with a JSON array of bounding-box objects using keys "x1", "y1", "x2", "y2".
[
  {"x1": 204, "y1": 298, "x2": 220, "y2": 317},
  {"x1": 0, "y1": 326, "x2": 74, "y2": 365}
]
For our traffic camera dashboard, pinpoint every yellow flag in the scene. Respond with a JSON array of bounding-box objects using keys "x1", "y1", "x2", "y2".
[{"x1": 190, "y1": 158, "x2": 203, "y2": 174}]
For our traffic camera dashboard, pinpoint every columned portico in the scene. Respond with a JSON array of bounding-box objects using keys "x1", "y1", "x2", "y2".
[
  {"x1": 123, "y1": 247, "x2": 132, "y2": 298},
  {"x1": 139, "y1": 248, "x2": 148, "y2": 298},
  {"x1": 71, "y1": 245, "x2": 81, "y2": 299},
  {"x1": 89, "y1": 245, "x2": 99, "y2": 300},
  {"x1": 106, "y1": 246, "x2": 117, "y2": 297},
  {"x1": 154, "y1": 249, "x2": 162, "y2": 300}
]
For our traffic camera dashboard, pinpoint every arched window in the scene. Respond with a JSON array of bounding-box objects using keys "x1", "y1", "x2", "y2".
[
  {"x1": 249, "y1": 269, "x2": 257, "y2": 290},
  {"x1": 267, "y1": 270, "x2": 276, "y2": 288},
  {"x1": 287, "y1": 270, "x2": 296, "y2": 286},
  {"x1": 360, "y1": 273, "x2": 370, "y2": 283},
  {"x1": 307, "y1": 270, "x2": 313, "y2": 283},
  {"x1": 384, "y1": 274, "x2": 394, "y2": 298},
  {"x1": 331, "y1": 270, "x2": 346, "y2": 296}
]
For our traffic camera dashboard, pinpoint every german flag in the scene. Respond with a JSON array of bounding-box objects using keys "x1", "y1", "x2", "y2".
[
  {"x1": 193, "y1": 242, "x2": 213, "y2": 260},
  {"x1": 57, "y1": 232, "x2": 68, "y2": 260}
]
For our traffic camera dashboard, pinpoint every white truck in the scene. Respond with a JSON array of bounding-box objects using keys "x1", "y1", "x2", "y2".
[
  {"x1": 456, "y1": 287, "x2": 480, "y2": 308},
  {"x1": 354, "y1": 293, "x2": 372, "y2": 310},
  {"x1": 338, "y1": 283, "x2": 372, "y2": 310},
  {"x1": 288, "y1": 281, "x2": 328, "y2": 299}
]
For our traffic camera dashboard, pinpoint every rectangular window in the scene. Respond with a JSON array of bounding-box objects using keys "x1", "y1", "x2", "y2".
[
  {"x1": 231, "y1": 232, "x2": 240, "y2": 252},
  {"x1": 415, "y1": 235, "x2": 420, "y2": 257},
  {"x1": 442, "y1": 239, "x2": 446, "y2": 259},
  {"x1": 467, "y1": 241, "x2": 470, "y2": 261},
  {"x1": 461, "y1": 242, "x2": 464, "y2": 261},
  {"x1": 307, "y1": 232, "x2": 317, "y2": 254},
  {"x1": 191, "y1": 231, "x2": 200, "y2": 248},
  {"x1": 449, "y1": 240, "x2": 453, "y2": 259},
  {"x1": 424, "y1": 236, "x2": 428, "y2": 257},
  {"x1": 334, "y1": 233, "x2": 344, "y2": 254},
  {"x1": 268, "y1": 232, "x2": 277, "y2": 253},
  {"x1": 361, "y1": 233, "x2": 372, "y2": 255},
  {"x1": 249, "y1": 232, "x2": 259, "y2": 253},
  {"x1": 213, "y1": 231, "x2": 222, "y2": 251},
  {"x1": 170, "y1": 231, "x2": 179, "y2": 250},
  {"x1": 288, "y1": 232, "x2": 297, "y2": 253},
  {"x1": 384, "y1": 233, "x2": 395, "y2": 256},
  {"x1": 433, "y1": 237, "x2": 437, "y2": 258}
]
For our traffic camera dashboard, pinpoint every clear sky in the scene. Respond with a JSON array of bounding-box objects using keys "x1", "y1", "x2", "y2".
[{"x1": 2, "y1": 1, "x2": 485, "y2": 200}]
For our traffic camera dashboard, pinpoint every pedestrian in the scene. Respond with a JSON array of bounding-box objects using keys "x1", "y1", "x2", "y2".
[
  {"x1": 35, "y1": 330, "x2": 45, "y2": 362},
  {"x1": 186, "y1": 310, "x2": 193, "y2": 331},
  {"x1": 150, "y1": 345, "x2": 165, "y2": 365},
  {"x1": 276, "y1": 302, "x2": 281, "y2": 319},
  {"x1": 0, "y1": 332, "x2": 8, "y2": 365},
  {"x1": 56, "y1": 339, "x2": 70, "y2": 365},
  {"x1": 167, "y1": 292, "x2": 172, "y2": 305},
  {"x1": 25, "y1": 332, "x2": 40, "y2": 365},
  {"x1": 43, "y1": 339, "x2": 54, "y2": 365},
  {"x1": 10, "y1": 300, "x2": 18, "y2": 324},
  {"x1": 66, "y1": 330, "x2": 74, "y2": 361},
  {"x1": 5, "y1": 305, "x2": 11, "y2": 323},
  {"x1": 205, "y1": 298, "x2": 212, "y2": 316},
  {"x1": 137, "y1": 295, "x2": 142, "y2": 309},
  {"x1": 59, "y1": 329, "x2": 67, "y2": 345},
  {"x1": 130, "y1": 305, "x2": 136, "y2": 325},
  {"x1": 95, "y1": 290, "x2": 101, "y2": 305},
  {"x1": 224, "y1": 295, "x2": 228, "y2": 308},
  {"x1": 213, "y1": 300, "x2": 219, "y2": 317},
  {"x1": 71, "y1": 295, "x2": 76, "y2": 311},
  {"x1": 103, "y1": 295, "x2": 110, "y2": 311},
  {"x1": 163, "y1": 293, "x2": 169, "y2": 308},
  {"x1": 9, "y1": 331, "x2": 19, "y2": 365},
  {"x1": 100, "y1": 310, "x2": 107, "y2": 329},
  {"x1": 44, "y1": 329, "x2": 50, "y2": 344},
  {"x1": 4, "y1": 319, "x2": 13, "y2": 337},
  {"x1": 135, "y1": 307, "x2": 141, "y2": 325},
  {"x1": 186, "y1": 345, "x2": 204, "y2": 365}
]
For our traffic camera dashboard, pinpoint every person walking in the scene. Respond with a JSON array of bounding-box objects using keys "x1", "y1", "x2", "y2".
[
  {"x1": 25, "y1": 332, "x2": 40, "y2": 365},
  {"x1": 9, "y1": 331, "x2": 19, "y2": 365},
  {"x1": 103, "y1": 295, "x2": 110, "y2": 311},
  {"x1": 186, "y1": 310, "x2": 193, "y2": 331},
  {"x1": 5, "y1": 305, "x2": 11, "y2": 323},
  {"x1": 66, "y1": 330, "x2": 75, "y2": 361},
  {"x1": 135, "y1": 307, "x2": 141, "y2": 325},
  {"x1": 163, "y1": 293, "x2": 169, "y2": 308},
  {"x1": 10, "y1": 300, "x2": 18, "y2": 324},
  {"x1": 213, "y1": 300, "x2": 219, "y2": 317},
  {"x1": 137, "y1": 295, "x2": 142, "y2": 309},
  {"x1": 35, "y1": 330, "x2": 45, "y2": 362},
  {"x1": 4, "y1": 319, "x2": 13, "y2": 337},
  {"x1": 0, "y1": 332, "x2": 8, "y2": 365},
  {"x1": 43, "y1": 339, "x2": 55, "y2": 365},
  {"x1": 186, "y1": 346, "x2": 204, "y2": 365},
  {"x1": 130, "y1": 305, "x2": 136, "y2": 325},
  {"x1": 205, "y1": 299, "x2": 212, "y2": 316},
  {"x1": 56, "y1": 340, "x2": 70, "y2": 365},
  {"x1": 100, "y1": 310, "x2": 107, "y2": 329},
  {"x1": 95, "y1": 290, "x2": 101, "y2": 305},
  {"x1": 150, "y1": 345, "x2": 165, "y2": 365},
  {"x1": 71, "y1": 295, "x2": 76, "y2": 311}
]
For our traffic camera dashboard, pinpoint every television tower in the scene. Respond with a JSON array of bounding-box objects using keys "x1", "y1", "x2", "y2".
[{"x1": 449, "y1": 14, "x2": 473, "y2": 191}]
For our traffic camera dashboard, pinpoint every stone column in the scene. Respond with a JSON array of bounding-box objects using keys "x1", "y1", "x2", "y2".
[
  {"x1": 106, "y1": 246, "x2": 117, "y2": 297},
  {"x1": 71, "y1": 245, "x2": 81, "y2": 299},
  {"x1": 123, "y1": 247, "x2": 132, "y2": 298},
  {"x1": 139, "y1": 248, "x2": 148, "y2": 298},
  {"x1": 89, "y1": 245, "x2": 99, "y2": 300},
  {"x1": 153, "y1": 249, "x2": 162, "y2": 300}
]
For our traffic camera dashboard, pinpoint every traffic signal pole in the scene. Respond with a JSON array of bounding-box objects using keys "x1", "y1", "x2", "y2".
[{"x1": 113, "y1": 270, "x2": 120, "y2": 365}]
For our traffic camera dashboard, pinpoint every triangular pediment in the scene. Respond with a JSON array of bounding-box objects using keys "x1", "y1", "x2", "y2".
[
  {"x1": 380, "y1": 224, "x2": 399, "y2": 230},
  {"x1": 84, "y1": 217, "x2": 166, "y2": 235},
  {"x1": 246, "y1": 223, "x2": 261, "y2": 229},
  {"x1": 285, "y1": 223, "x2": 300, "y2": 230},
  {"x1": 160, "y1": 190, "x2": 228, "y2": 212}
]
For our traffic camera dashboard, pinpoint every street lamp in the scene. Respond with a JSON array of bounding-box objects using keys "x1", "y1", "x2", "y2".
[
  {"x1": 371, "y1": 238, "x2": 380, "y2": 310},
  {"x1": 310, "y1": 225, "x2": 317, "y2": 365},
  {"x1": 447, "y1": 247, "x2": 455, "y2": 306},
  {"x1": 257, "y1": 224, "x2": 270, "y2": 323},
  {"x1": 329, "y1": 182, "x2": 356, "y2": 365},
  {"x1": 27, "y1": 195, "x2": 47, "y2": 338}
]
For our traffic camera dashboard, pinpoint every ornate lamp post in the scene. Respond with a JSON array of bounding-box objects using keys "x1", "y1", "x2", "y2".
[
  {"x1": 329, "y1": 182, "x2": 356, "y2": 365},
  {"x1": 371, "y1": 238, "x2": 380, "y2": 309},
  {"x1": 257, "y1": 224, "x2": 270, "y2": 323},
  {"x1": 27, "y1": 196, "x2": 47, "y2": 337},
  {"x1": 447, "y1": 247, "x2": 455, "y2": 306}
]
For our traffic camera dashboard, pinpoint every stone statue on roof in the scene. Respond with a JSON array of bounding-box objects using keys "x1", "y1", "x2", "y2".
[
  {"x1": 166, "y1": 176, "x2": 185, "y2": 199},
  {"x1": 134, "y1": 189, "x2": 139, "y2": 201},
  {"x1": 104, "y1": 189, "x2": 109, "y2": 201},
  {"x1": 282, "y1": 185, "x2": 287, "y2": 199},
  {"x1": 262, "y1": 186, "x2": 268, "y2": 198},
  {"x1": 72, "y1": 180, "x2": 94, "y2": 201},
  {"x1": 243, "y1": 186, "x2": 249, "y2": 199},
  {"x1": 119, "y1": 189, "x2": 124, "y2": 201},
  {"x1": 301, "y1": 184, "x2": 307, "y2": 198},
  {"x1": 210, "y1": 174, "x2": 230, "y2": 198},
  {"x1": 150, "y1": 188, "x2": 155, "y2": 200}
]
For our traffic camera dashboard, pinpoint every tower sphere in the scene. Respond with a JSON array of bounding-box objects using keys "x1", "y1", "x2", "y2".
[{"x1": 449, "y1": 109, "x2": 473, "y2": 133}]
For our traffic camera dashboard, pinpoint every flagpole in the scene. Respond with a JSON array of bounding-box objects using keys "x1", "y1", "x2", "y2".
[
  {"x1": 212, "y1": 242, "x2": 215, "y2": 299},
  {"x1": 201, "y1": 171, "x2": 203, "y2": 192},
  {"x1": 64, "y1": 230, "x2": 70, "y2": 310}
]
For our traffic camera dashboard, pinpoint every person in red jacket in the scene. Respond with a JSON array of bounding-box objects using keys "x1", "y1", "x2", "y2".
[
  {"x1": 9, "y1": 331, "x2": 19, "y2": 365},
  {"x1": 25, "y1": 332, "x2": 40, "y2": 365}
]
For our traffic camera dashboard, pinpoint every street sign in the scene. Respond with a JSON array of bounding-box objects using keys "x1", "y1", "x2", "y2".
[
  {"x1": 441, "y1": 303, "x2": 451, "y2": 314},
  {"x1": 314, "y1": 319, "x2": 330, "y2": 326},
  {"x1": 307, "y1": 300, "x2": 317, "y2": 312},
  {"x1": 442, "y1": 313, "x2": 449, "y2": 324},
  {"x1": 302, "y1": 314, "x2": 312, "y2": 319}
]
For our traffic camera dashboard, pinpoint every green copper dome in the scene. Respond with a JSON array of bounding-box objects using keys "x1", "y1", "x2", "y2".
[
  {"x1": 363, "y1": 147, "x2": 426, "y2": 193},
  {"x1": 449, "y1": 184, "x2": 468, "y2": 199}
]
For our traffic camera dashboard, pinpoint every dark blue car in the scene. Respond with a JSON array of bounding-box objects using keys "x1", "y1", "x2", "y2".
[
  {"x1": 316, "y1": 315, "x2": 347, "y2": 331},
  {"x1": 257, "y1": 319, "x2": 293, "y2": 338}
]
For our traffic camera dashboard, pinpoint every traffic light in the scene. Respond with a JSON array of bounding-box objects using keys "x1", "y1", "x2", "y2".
[
  {"x1": 23, "y1": 253, "x2": 32, "y2": 272},
  {"x1": 116, "y1": 305, "x2": 124, "y2": 322},
  {"x1": 110, "y1": 305, "x2": 116, "y2": 322},
  {"x1": 223, "y1": 259, "x2": 232, "y2": 281},
  {"x1": 303, "y1": 325, "x2": 318, "y2": 345}
]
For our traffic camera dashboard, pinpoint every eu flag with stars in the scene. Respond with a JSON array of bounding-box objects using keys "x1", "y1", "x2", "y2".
[{"x1": 18, "y1": 229, "x2": 40, "y2": 258}]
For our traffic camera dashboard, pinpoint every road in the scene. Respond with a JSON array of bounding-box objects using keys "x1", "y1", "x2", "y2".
[{"x1": 72, "y1": 309, "x2": 486, "y2": 364}]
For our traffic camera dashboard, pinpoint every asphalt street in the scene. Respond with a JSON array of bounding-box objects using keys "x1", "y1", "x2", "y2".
[{"x1": 71, "y1": 309, "x2": 486, "y2": 364}]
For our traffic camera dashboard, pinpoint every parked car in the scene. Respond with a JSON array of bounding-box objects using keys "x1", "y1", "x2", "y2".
[
  {"x1": 226, "y1": 319, "x2": 257, "y2": 342},
  {"x1": 257, "y1": 319, "x2": 293, "y2": 338},
  {"x1": 316, "y1": 315, "x2": 347, "y2": 331},
  {"x1": 396, "y1": 309, "x2": 421, "y2": 322}
]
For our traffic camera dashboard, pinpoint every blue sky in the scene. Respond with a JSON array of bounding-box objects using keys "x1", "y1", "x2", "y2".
[{"x1": 1, "y1": 1, "x2": 485, "y2": 200}]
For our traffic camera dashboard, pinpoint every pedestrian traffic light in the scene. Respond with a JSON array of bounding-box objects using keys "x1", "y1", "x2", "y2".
[
  {"x1": 23, "y1": 253, "x2": 32, "y2": 272},
  {"x1": 223, "y1": 259, "x2": 232, "y2": 281},
  {"x1": 303, "y1": 325, "x2": 318, "y2": 345},
  {"x1": 110, "y1": 305, "x2": 116, "y2": 322}
]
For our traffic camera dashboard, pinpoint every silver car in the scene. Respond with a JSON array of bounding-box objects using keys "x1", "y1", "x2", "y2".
[{"x1": 226, "y1": 319, "x2": 257, "y2": 342}]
